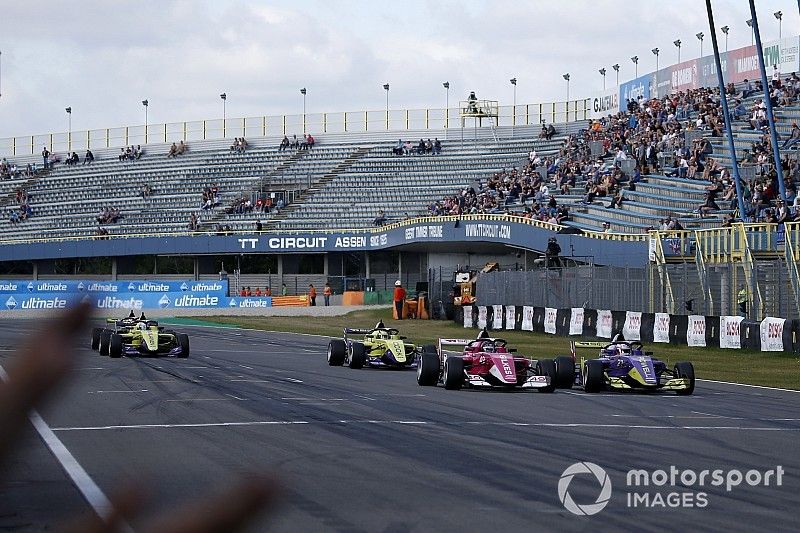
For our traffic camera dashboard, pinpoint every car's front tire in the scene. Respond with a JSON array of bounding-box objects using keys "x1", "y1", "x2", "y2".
[
  {"x1": 91, "y1": 327, "x2": 102, "y2": 350},
  {"x1": 99, "y1": 330, "x2": 111, "y2": 356},
  {"x1": 674, "y1": 361, "x2": 695, "y2": 395},
  {"x1": 443, "y1": 356, "x2": 464, "y2": 390},
  {"x1": 536, "y1": 359, "x2": 557, "y2": 393},
  {"x1": 417, "y1": 349, "x2": 440, "y2": 386},
  {"x1": 109, "y1": 334, "x2": 123, "y2": 358},
  {"x1": 327, "y1": 339, "x2": 346, "y2": 366},
  {"x1": 583, "y1": 360, "x2": 604, "y2": 393},
  {"x1": 349, "y1": 342, "x2": 366, "y2": 369},
  {"x1": 177, "y1": 333, "x2": 190, "y2": 358},
  {"x1": 554, "y1": 356, "x2": 575, "y2": 389}
]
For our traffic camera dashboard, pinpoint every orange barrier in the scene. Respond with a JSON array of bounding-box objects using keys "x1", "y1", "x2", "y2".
[
  {"x1": 271, "y1": 295, "x2": 309, "y2": 307},
  {"x1": 342, "y1": 291, "x2": 365, "y2": 306}
]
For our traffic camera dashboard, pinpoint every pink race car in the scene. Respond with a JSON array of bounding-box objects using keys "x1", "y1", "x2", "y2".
[{"x1": 416, "y1": 330, "x2": 563, "y2": 392}]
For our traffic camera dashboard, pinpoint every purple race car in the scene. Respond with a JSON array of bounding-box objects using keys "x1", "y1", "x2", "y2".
[{"x1": 565, "y1": 338, "x2": 694, "y2": 395}]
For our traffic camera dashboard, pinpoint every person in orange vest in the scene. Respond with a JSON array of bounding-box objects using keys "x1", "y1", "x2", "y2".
[
  {"x1": 323, "y1": 283, "x2": 332, "y2": 306},
  {"x1": 264, "y1": 286, "x2": 272, "y2": 296},
  {"x1": 308, "y1": 284, "x2": 317, "y2": 306},
  {"x1": 393, "y1": 280, "x2": 406, "y2": 320},
  {"x1": 255, "y1": 287, "x2": 262, "y2": 297},
  {"x1": 239, "y1": 287, "x2": 246, "y2": 297},
  {"x1": 245, "y1": 286, "x2": 252, "y2": 297}
]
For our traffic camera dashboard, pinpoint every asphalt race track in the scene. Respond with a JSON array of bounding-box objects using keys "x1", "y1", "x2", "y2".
[{"x1": 1, "y1": 319, "x2": 799, "y2": 532}]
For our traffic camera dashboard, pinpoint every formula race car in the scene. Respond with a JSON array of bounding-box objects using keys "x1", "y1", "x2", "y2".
[
  {"x1": 416, "y1": 330, "x2": 571, "y2": 392},
  {"x1": 565, "y1": 338, "x2": 694, "y2": 395},
  {"x1": 91, "y1": 311, "x2": 190, "y2": 358},
  {"x1": 327, "y1": 321, "x2": 431, "y2": 369}
]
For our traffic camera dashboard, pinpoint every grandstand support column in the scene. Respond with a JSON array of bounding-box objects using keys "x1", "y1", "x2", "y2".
[
  {"x1": 32, "y1": 261, "x2": 38, "y2": 281},
  {"x1": 193, "y1": 258, "x2": 199, "y2": 281},
  {"x1": 277, "y1": 255, "x2": 284, "y2": 290},
  {"x1": 323, "y1": 254, "x2": 329, "y2": 277},
  {"x1": 748, "y1": 0, "x2": 787, "y2": 203},
  {"x1": 705, "y1": 0, "x2": 748, "y2": 220},
  {"x1": 111, "y1": 258, "x2": 117, "y2": 281},
  {"x1": 365, "y1": 252, "x2": 370, "y2": 280}
]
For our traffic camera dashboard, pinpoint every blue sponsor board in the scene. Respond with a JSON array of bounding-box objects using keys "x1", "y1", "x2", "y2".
[
  {"x1": 2, "y1": 289, "x2": 260, "y2": 311},
  {"x1": 0, "y1": 280, "x2": 228, "y2": 295},
  {"x1": 225, "y1": 297, "x2": 273, "y2": 308},
  {"x1": 619, "y1": 74, "x2": 652, "y2": 107}
]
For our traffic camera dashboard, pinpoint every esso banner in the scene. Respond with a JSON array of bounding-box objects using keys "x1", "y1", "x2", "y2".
[
  {"x1": 477, "y1": 306, "x2": 488, "y2": 329},
  {"x1": 622, "y1": 311, "x2": 642, "y2": 341},
  {"x1": 505, "y1": 306, "x2": 516, "y2": 330},
  {"x1": 760, "y1": 317, "x2": 786, "y2": 352},
  {"x1": 653, "y1": 313, "x2": 670, "y2": 343},
  {"x1": 596, "y1": 310, "x2": 613, "y2": 338},
  {"x1": 569, "y1": 308, "x2": 584, "y2": 336},
  {"x1": 492, "y1": 305, "x2": 504, "y2": 330},
  {"x1": 522, "y1": 306, "x2": 534, "y2": 331},
  {"x1": 719, "y1": 316, "x2": 744, "y2": 349},
  {"x1": 0, "y1": 279, "x2": 228, "y2": 295},
  {"x1": 587, "y1": 88, "x2": 619, "y2": 119},
  {"x1": 544, "y1": 307, "x2": 557, "y2": 335},
  {"x1": 687, "y1": 315, "x2": 707, "y2": 347}
]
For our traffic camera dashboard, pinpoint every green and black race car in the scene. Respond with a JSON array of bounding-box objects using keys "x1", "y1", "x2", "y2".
[
  {"x1": 91, "y1": 311, "x2": 190, "y2": 358},
  {"x1": 327, "y1": 320, "x2": 435, "y2": 369}
]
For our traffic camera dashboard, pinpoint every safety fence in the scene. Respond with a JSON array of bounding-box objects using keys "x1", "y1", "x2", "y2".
[{"x1": 456, "y1": 305, "x2": 798, "y2": 353}]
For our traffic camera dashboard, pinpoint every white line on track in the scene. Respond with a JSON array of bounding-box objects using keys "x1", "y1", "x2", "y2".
[
  {"x1": 285, "y1": 377, "x2": 304, "y2": 383},
  {"x1": 239, "y1": 364, "x2": 254, "y2": 369},
  {"x1": 697, "y1": 379, "x2": 800, "y2": 394},
  {"x1": 76, "y1": 367, "x2": 106, "y2": 370},
  {"x1": 88, "y1": 389, "x2": 148, "y2": 394},
  {"x1": 0, "y1": 366, "x2": 130, "y2": 530},
  {"x1": 229, "y1": 379, "x2": 270, "y2": 382},
  {"x1": 47, "y1": 419, "x2": 800, "y2": 432}
]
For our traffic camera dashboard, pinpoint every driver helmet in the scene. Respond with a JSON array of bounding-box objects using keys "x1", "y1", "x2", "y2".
[
  {"x1": 375, "y1": 320, "x2": 386, "y2": 329},
  {"x1": 482, "y1": 342, "x2": 496, "y2": 353},
  {"x1": 395, "y1": 280, "x2": 402, "y2": 287},
  {"x1": 616, "y1": 344, "x2": 631, "y2": 355},
  {"x1": 477, "y1": 328, "x2": 490, "y2": 339},
  {"x1": 137, "y1": 322, "x2": 147, "y2": 331}
]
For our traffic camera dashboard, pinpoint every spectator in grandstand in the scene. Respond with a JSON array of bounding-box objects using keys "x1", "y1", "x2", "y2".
[
  {"x1": 9, "y1": 210, "x2": 19, "y2": 224},
  {"x1": 83, "y1": 149, "x2": 94, "y2": 164},
  {"x1": 433, "y1": 138, "x2": 442, "y2": 154},
  {"x1": 177, "y1": 141, "x2": 188, "y2": 155},
  {"x1": 168, "y1": 142, "x2": 178, "y2": 157},
  {"x1": 281, "y1": 283, "x2": 287, "y2": 296},
  {"x1": 782, "y1": 123, "x2": 800, "y2": 150},
  {"x1": 373, "y1": 210, "x2": 387, "y2": 226},
  {"x1": 279, "y1": 136, "x2": 290, "y2": 151},
  {"x1": 393, "y1": 139, "x2": 403, "y2": 155},
  {"x1": 188, "y1": 213, "x2": 198, "y2": 231},
  {"x1": 402, "y1": 140, "x2": 413, "y2": 155},
  {"x1": 264, "y1": 286, "x2": 272, "y2": 296},
  {"x1": 255, "y1": 220, "x2": 263, "y2": 232},
  {"x1": 545, "y1": 124, "x2": 556, "y2": 140},
  {"x1": 41, "y1": 147, "x2": 50, "y2": 169},
  {"x1": 290, "y1": 135, "x2": 299, "y2": 149}
]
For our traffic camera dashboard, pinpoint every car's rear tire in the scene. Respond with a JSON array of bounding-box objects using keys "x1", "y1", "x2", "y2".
[
  {"x1": 554, "y1": 356, "x2": 575, "y2": 389},
  {"x1": 417, "y1": 350, "x2": 440, "y2": 386},
  {"x1": 327, "y1": 339, "x2": 346, "y2": 366},
  {"x1": 177, "y1": 333, "x2": 190, "y2": 358},
  {"x1": 535, "y1": 359, "x2": 557, "y2": 393},
  {"x1": 583, "y1": 360, "x2": 604, "y2": 393},
  {"x1": 99, "y1": 330, "x2": 111, "y2": 356},
  {"x1": 91, "y1": 327, "x2": 102, "y2": 350},
  {"x1": 349, "y1": 342, "x2": 366, "y2": 369},
  {"x1": 109, "y1": 334, "x2": 123, "y2": 358},
  {"x1": 674, "y1": 361, "x2": 695, "y2": 395},
  {"x1": 443, "y1": 356, "x2": 464, "y2": 390}
]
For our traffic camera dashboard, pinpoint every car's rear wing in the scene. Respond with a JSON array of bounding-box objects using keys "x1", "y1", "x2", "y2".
[
  {"x1": 569, "y1": 341, "x2": 607, "y2": 357},
  {"x1": 437, "y1": 338, "x2": 472, "y2": 355}
]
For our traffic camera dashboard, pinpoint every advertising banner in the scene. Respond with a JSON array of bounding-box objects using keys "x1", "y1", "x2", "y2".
[
  {"x1": 522, "y1": 306, "x2": 534, "y2": 331},
  {"x1": 727, "y1": 45, "x2": 759, "y2": 83},
  {"x1": 687, "y1": 315, "x2": 707, "y2": 347},
  {"x1": 0, "y1": 279, "x2": 227, "y2": 295},
  {"x1": 619, "y1": 73, "x2": 653, "y2": 109},
  {"x1": 596, "y1": 310, "x2": 613, "y2": 338},
  {"x1": 653, "y1": 313, "x2": 671, "y2": 343},
  {"x1": 505, "y1": 306, "x2": 516, "y2": 330},
  {"x1": 569, "y1": 308, "x2": 584, "y2": 336},
  {"x1": 622, "y1": 311, "x2": 642, "y2": 341},
  {"x1": 762, "y1": 37, "x2": 799, "y2": 78},
  {"x1": 760, "y1": 317, "x2": 786, "y2": 352},
  {"x1": 477, "y1": 306, "x2": 487, "y2": 329},
  {"x1": 669, "y1": 59, "x2": 699, "y2": 93},
  {"x1": 587, "y1": 88, "x2": 620, "y2": 119},
  {"x1": 719, "y1": 316, "x2": 744, "y2": 349},
  {"x1": 544, "y1": 307, "x2": 557, "y2": 335},
  {"x1": 492, "y1": 305, "x2": 503, "y2": 330}
]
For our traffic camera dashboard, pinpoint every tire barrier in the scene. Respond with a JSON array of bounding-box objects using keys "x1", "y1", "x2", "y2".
[{"x1": 453, "y1": 305, "x2": 795, "y2": 352}]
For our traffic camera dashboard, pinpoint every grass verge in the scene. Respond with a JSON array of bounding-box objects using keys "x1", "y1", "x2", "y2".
[{"x1": 197, "y1": 308, "x2": 800, "y2": 391}]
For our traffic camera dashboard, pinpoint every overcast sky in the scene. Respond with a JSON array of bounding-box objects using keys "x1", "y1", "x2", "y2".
[{"x1": 0, "y1": 0, "x2": 797, "y2": 139}]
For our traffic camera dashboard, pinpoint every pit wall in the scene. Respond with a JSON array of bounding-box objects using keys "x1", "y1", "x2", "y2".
[{"x1": 455, "y1": 305, "x2": 797, "y2": 353}]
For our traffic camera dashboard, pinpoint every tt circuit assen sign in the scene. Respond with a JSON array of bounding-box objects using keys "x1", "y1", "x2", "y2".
[{"x1": 0, "y1": 279, "x2": 271, "y2": 311}]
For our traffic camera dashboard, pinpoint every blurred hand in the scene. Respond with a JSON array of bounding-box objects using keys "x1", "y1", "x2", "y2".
[{"x1": 0, "y1": 303, "x2": 279, "y2": 532}]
